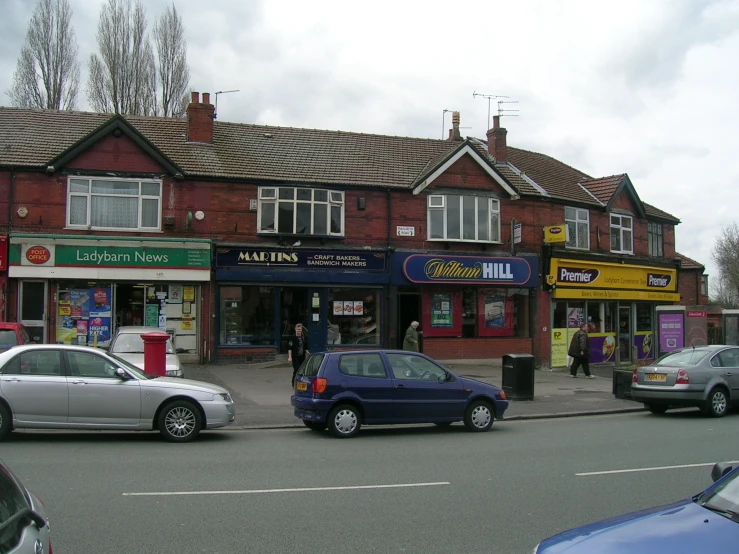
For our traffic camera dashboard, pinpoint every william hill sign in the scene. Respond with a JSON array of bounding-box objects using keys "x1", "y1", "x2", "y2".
[{"x1": 403, "y1": 255, "x2": 538, "y2": 286}]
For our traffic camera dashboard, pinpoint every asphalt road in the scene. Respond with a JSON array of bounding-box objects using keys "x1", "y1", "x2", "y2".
[{"x1": 2, "y1": 411, "x2": 737, "y2": 554}]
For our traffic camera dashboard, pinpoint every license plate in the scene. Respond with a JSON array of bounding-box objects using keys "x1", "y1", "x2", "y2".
[
  {"x1": 647, "y1": 374, "x2": 667, "y2": 381},
  {"x1": 296, "y1": 382, "x2": 308, "y2": 391}
]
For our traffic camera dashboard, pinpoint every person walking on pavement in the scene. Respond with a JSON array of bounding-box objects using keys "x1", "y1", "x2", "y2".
[
  {"x1": 288, "y1": 323, "x2": 310, "y2": 386},
  {"x1": 403, "y1": 321, "x2": 420, "y2": 352},
  {"x1": 568, "y1": 322, "x2": 594, "y2": 378}
]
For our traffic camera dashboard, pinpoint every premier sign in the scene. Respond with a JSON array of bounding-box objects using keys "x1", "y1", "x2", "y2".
[
  {"x1": 558, "y1": 267, "x2": 600, "y2": 284},
  {"x1": 550, "y1": 259, "x2": 677, "y2": 293}
]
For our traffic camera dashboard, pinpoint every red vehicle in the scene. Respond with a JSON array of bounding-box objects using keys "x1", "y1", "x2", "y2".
[{"x1": 0, "y1": 322, "x2": 32, "y2": 352}]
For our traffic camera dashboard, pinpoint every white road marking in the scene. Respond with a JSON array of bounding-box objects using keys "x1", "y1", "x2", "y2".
[
  {"x1": 123, "y1": 481, "x2": 451, "y2": 497},
  {"x1": 577, "y1": 461, "x2": 739, "y2": 477}
]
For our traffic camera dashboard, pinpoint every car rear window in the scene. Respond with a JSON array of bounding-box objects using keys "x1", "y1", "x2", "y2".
[
  {"x1": 0, "y1": 330, "x2": 18, "y2": 350},
  {"x1": 656, "y1": 349, "x2": 711, "y2": 366},
  {"x1": 339, "y1": 353, "x2": 386, "y2": 378},
  {"x1": 300, "y1": 354, "x2": 324, "y2": 377}
]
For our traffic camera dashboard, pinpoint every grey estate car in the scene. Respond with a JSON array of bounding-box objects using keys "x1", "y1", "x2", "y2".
[
  {"x1": 0, "y1": 344, "x2": 235, "y2": 442},
  {"x1": 631, "y1": 345, "x2": 739, "y2": 417},
  {"x1": 0, "y1": 458, "x2": 51, "y2": 554}
]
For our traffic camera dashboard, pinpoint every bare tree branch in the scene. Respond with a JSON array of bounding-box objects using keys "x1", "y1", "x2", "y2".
[
  {"x1": 87, "y1": 0, "x2": 157, "y2": 115},
  {"x1": 6, "y1": 0, "x2": 80, "y2": 110},
  {"x1": 154, "y1": 4, "x2": 190, "y2": 117}
]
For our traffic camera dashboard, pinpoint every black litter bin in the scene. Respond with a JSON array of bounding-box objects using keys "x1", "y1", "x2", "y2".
[
  {"x1": 502, "y1": 353, "x2": 535, "y2": 400},
  {"x1": 612, "y1": 369, "x2": 634, "y2": 400}
]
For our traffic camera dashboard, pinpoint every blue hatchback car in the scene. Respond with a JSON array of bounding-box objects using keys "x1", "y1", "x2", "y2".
[
  {"x1": 290, "y1": 349, "x2": 508, "y2": 438},
  {"x1": 534, "y1": 462, "x2": 739, "y2": 553}
]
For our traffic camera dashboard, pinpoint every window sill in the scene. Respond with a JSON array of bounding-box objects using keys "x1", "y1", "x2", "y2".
[
  {"x1": 427, "y1": 239, "x2": 503, "y2": 245},
  {"x1": 610, "y1": 250, "x2": 634, "y2": 255},
  {"x1": 65, "y1": 227, "x2": 163, "y2": 233},
  {"x1": 564, "y1": 246, "x2": 590, "y2": 251}
]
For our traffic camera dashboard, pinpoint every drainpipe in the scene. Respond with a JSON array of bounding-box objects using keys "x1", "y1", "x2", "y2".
[{"x1": 7, "y1": 169, "x2": 15, "y2": 233}]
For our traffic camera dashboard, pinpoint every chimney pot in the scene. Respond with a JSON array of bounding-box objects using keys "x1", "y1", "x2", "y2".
[
  {"x1": 202, "y1": 92, "x2": 210, "y2": 104},
  {"x1": 448, "y1": 111, "x2": 462, "y2": 141},
  {"x1": 187, "y1": 90, "x2": 215, "y2": 143},
  {"x1": 191, "y1": 91, "x2": 199, "y2": 103}
]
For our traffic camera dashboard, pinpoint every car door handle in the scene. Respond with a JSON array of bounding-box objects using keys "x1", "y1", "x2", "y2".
[
  {"x1": 4, "y1": 378, "x2": 21, "y2": 383},
  {"x1": 395, "y1": 384, "x2": 405, "y2": 389},
  {"x1": 727, "y1": 372, "x2": 733, "y2": 376},
  {"x1": 71, "y1": 380, "x2": 87, "y2": 385}
]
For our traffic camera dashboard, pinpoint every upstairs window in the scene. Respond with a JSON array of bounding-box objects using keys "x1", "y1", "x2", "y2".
[
  {"x1": 648, "y1": 222, "x2": 663, "y2": 257},
  {"x1": 610, "y1": 214, "x2": 633, "y2": 254},
  {"x1": 428, "y1": 194, "x2": 500, "y2": 242},
  {"x1": 565, "y1": 207, "x2": 589, "y2": 249},
  {"x1": 258, "y1": 187, "x2": 344, "y2": 236},
  {"x1": 67, "y1": 178, "x2": 161, "y2": 231},
  {"x1": 700, "y1": 275, "x2": 708, "y2": 297}
]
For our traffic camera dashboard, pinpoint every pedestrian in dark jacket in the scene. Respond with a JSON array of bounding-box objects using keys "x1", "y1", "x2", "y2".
[
  {"x1": 288, "y1": 323, "x2": 310, "y2": 386},
  {"x1": 568, "y1": 323, "x2": 594, "y2": 378}
]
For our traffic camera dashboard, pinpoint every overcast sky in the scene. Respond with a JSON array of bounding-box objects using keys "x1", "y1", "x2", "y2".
[{"x1": 2, "y1": 0, "x2": 737, "y2": 286}]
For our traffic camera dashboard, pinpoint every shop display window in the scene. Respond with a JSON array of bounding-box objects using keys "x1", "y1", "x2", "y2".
[
  {"x1": 636, "y1": 303, "x2": 653, "y2": 332},
  {"x1": 327, "y1": 288, "x2": 381, "y2": 345},
  {"x1": 220, "y1": 286, "x2": 274, "y2": 346}
]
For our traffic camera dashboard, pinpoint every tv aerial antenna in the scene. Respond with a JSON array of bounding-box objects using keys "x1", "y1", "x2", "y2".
[
  {"x1": 214, "y1": 89, "x2": 240, "y2": 118},
  {"x1": 473, "y1": 92, "x2": 509, "y2": 129},
  {"x1": 497, "y1": 99, "x2": 520, "y2": 118}
]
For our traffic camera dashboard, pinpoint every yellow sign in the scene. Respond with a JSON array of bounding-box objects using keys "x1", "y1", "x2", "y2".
[
  {"x1": 550, "y1": 258, "x2": 678, "y2": 292},
  {"x1": 554, "y1": 288, "x2": 680, "y2": 301},
  {"x1": 183, "y1": 286, "x2": 195, "y2": 302},
  {"x1": 551, "y1": 328, "x2": 569, "y2": 367},
  {"x1": 181, "y1": 319, "x2": 193, "y2": 330},
  {"x1": 544, "y1": 225, "x2": 568, "y2": 243},
  {"x1": 58, "y1": 305, "x2": 71, "y2": 316}
]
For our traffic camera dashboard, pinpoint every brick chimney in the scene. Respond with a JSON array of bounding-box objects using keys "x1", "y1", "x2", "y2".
[
  {"x1": 447, "y1": 111, "x2": 462, "y2": 141},
  {"x1": 486, "y1": 115, "x2": 507, "y2": 162},
  {"x1": 186, "y1": 91, "x2": 215, "y2": 143}
]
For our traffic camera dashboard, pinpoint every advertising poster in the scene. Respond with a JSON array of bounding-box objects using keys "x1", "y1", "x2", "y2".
[
  {"x1": 478, "y1": 289, "x2": 514, "y2": 337},
  {"x1": 589, "y1": 333, "x2": 617, "y2": 364},
  {"x1": 145, "y1": 304, "x2": 159, "y2": 327},
  {"x1": 76, "y1": 320, "x2": 89, "y2": 345},
  {"x1": 634, "y1": 332, "x2": 654, "y2": 360},
  {"x1": 567, "y1": 308, "x2": 583, "y2": 328},
  {"x1": 484, "y1": 294, "x2": 505, "y2": 329},
  {"x1": 183, "y1": 286, "x2": 195, "y2": 302},
  {"x1": 88, "y1": 286, "x2": 112, "y2": 345},
  {"x1": 92, "y1": 287, "x2": 111, "y2": 311},
  {"x1": 353, "y1": 301, "x2": 364, "y2": 315},
  {"x1": 56, "y1": 316, "x2": 76, "y2": 345},
  {"x1": 169, "y1": 284, "x2": 183, "y2": 304},
  {"x1": 333, "y1": 301, "x2": 344, "y2": 317},
  {"x1": 88, "y1": 315, "x2": 111, "y2": 344},
  {"x1": 431, "y1": 293, "x2": 452, "y2": 327},
  {"x1": 659, "y1": 313, "x2": 684, "y2": 353},
  {"x1": 181, "y1": 319, "x2": 193, "y2": 330},
  {"x1": 69, "y1": 289, "x2": 91, "y2": 317},
  {"x1": 551, "y1": 328, "x2": 569, "y2": 367}
]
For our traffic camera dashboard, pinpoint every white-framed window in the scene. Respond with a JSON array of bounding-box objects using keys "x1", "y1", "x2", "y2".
[
  {"x1": 427, "y1": 194, "x2": 500, "y2": 242},
  {"x1": 648, "y1": 222, "x2": 663, "y2": 257},
  {"x1": 700, "y1": 275, "x2": 708, "y2": 297},
  {"x1": 258, "y1": 186, "x2": 344, "y2": 236},
  {"x1": 67, "y1": 177, "x2": 161, "y2": 231},
  {"x1": 610, "y1": 214, "x2": 633, "y2": 254},
  {"x1": 565, "y1": 207, "x2": 589, "y2": 249}
]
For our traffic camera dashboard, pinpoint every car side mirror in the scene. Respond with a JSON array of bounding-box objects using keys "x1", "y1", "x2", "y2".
[
  {"x1": 115, "y1": 367, "x2": 129, "y2": 380},
  {"x1": 711, "y1": 462, "x2": 735, "y2": 482}
]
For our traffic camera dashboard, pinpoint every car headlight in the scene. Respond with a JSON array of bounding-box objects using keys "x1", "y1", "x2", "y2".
[{"x1": 217, "y1": 393, "x2": 232, "y2": 403}]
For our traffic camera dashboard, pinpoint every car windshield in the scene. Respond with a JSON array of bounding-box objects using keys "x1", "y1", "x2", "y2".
[
  {"x1": 298, "y1": 354, "x2": 324, "y2": 377},
  {"x1": 655, "y1": 349, "x2": 711, "y2": 366},
  {"x1": 699, "y1": 469, "x2": 739, "y2": 519},
  {"x1": 0, "y1": 464, "x2": 32, "y2": 546},
  {"x1": 0, "y1": 330, "x2": 18, "y2": 350},
  {"x1": 112, "y1": 333, "x2": 175, "y2": 354},
  {"x1": 107, "y1": 352, "x2": 156, "y2": 379}
]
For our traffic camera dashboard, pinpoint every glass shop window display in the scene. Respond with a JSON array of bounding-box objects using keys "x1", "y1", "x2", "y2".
[{"x1": 328, "y1": 288, "x2": 381, "y2": 345}]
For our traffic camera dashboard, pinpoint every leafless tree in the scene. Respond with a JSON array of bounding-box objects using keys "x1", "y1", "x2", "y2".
[
  {"x1": 711, "y1": 223, "x2": 739, "y2": 305},
  {"x1": 6, "y1": 0, "x2": 80, "y2": 110},
  {"x1": 154, "y1": 4, "x2": 190, "y2": 117},
  {"x1": 710, "y1": 273, "x2": 739, "y2": 308},
  {"x1": 87, "y1": 0, "x2": 157, "y2": 115}
]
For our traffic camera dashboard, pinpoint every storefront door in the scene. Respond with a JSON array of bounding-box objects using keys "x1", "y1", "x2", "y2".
[
  {"x1": 19, "y1": 280, "x2": 46, "y2": 343},
  {"x1": 618, "y1": 306, "x2": 632, "y2": 363},
  {"x1": 397, "y1": 292, "x2": 421, "y2": 349},
  {"x1": 280, "y1": 287, "x2": 309, "y2": 353}
]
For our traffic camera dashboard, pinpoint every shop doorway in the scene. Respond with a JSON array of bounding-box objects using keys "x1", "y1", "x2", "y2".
[
  {"x1": 397, "y1": 293, "x2": 421, "y2": 349},
  {"x1": 618, "y1": 306, "x2": 632, "y2": 363},
  {"x1": 19, "y1": 280, "x2": 46, "y2": 343},
  {"x1": 280, "y1": 287, "x2": 308, "y2": 353},
  {"x1": 114, "y1": 284, "x2": 148, "y2": 328}
]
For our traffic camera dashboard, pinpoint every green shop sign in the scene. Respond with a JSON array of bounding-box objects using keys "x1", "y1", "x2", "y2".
[{"x1": 56, "y1": 245, "x2": 210, "y2": 268}]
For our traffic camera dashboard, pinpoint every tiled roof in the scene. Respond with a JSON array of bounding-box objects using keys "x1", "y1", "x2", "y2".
[
  {"x1": 579, "y1": 174, "x2": 625, "y2": 204},
  {"x1": 675, "y1": 252, "x2": 705, "y2": 270},
  {"x1": 644, "y1": 202, "x2": 680, "y2": 223}
]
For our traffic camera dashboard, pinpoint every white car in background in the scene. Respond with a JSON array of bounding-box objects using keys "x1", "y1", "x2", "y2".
[{"x1": 108, "y1": 326, "x2": 184, "y2": 378}]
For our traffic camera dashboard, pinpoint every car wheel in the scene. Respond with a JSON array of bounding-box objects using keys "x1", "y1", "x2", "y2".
[
  {"x1": 704, "y1": 387, "x2": 729, "y2": 418},
  {"x1": 645, "y1": 404, "x2": 668, "y2": 415},
  {"x1": 464, "y1": 400, "x2": 494, "y2": 432},
  {"x1": 158, "y1": 400, "x2": 202, "y2": 442},
  {"x1": 0, "y1": 403, "x2": 11, "y2": 440},
  {"x1": 327, "y1": 404, "x2": 361, "y2": 438},
  {"x1": 303, "y1": 420, "x2": 327, "y2": 432}
]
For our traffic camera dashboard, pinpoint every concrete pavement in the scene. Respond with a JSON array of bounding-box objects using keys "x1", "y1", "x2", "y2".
[{"x1": 183, "y1": 356, "x2": 645, "y2": 429}]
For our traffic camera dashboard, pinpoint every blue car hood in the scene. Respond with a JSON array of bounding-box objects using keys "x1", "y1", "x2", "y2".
[
  {"x1": 459, "y1": 376, "x2": 499, "y2": 391},
  {"x1": 538, "y1": 499, "x2": 739, "y2": 553}
]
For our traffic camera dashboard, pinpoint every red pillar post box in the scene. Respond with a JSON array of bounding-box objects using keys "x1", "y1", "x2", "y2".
[{"x1": 141, "y1": 331, "x2": 169, "y2": 377}]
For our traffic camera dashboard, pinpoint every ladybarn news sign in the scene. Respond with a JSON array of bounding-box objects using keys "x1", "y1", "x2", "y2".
[{"x1": 402, "y1": 254, "x2": 539, "y2": 286}]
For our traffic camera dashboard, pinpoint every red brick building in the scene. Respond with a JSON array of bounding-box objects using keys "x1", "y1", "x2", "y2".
[{"x1": 0, "y1": 95, "x2": 708, "y2": 365}]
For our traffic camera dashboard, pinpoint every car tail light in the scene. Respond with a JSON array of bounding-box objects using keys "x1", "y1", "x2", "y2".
[
  {"x1": 632, "y1": 369, "x2": 638, "y2": 383},
  {"x1": 313, "y1": 378, "x2": 328, "y2": 394},
  {"x1": 676, "y1": 369, "x2": 689, "y2": 384},
  {"x1": 49, "y1": 540, "x2": 53, "y2": 554}
]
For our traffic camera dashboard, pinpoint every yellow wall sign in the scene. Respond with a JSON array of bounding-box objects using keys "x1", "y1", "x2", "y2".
[
  {"x1": 550, "y1": 258, "x2": 678, "y2": 292},
  {"x1": 544, "y1": 225, "x2": 568, "y2": 243},
  {"x1": 554, "y1": 288, "x2": 680, "y2": 301},
  {"x1": 181, "y1": 319, "x2": 193, "y2": 330}
]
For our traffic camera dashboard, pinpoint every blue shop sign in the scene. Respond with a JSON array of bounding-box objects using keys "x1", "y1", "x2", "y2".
[
  {"x1": 403, "y1": 254, "x2": 538, "y2": 286},
  {"x1": 216, "y1": 247, "x2": 387, "y2": 272}
]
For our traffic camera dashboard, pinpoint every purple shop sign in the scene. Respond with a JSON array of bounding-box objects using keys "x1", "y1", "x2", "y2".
[{"x1": 659, "y1": 313, "x2": 684, "y2": 353}]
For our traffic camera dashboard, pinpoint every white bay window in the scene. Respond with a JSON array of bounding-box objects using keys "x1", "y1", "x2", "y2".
[
  {"x1": 67, "y1": 177, "x2": 161, "y2": 230},
  {"x1": 428, "y1": 194, "x2": 500, "y2": 242}
]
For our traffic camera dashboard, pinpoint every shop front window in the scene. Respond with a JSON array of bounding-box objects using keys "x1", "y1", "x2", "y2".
[
  {"x1": 220, "y1": 286, "x2": 274, "y2": 345},
  {"x1": 57, "y1": 282, "x2": 113, "y2": 346},
  {"x1": 636, "y1": 303, "x2": 655, "y2": 360},
  {"x1": 328, "y1": 288, "x2": 381, "y2": 345}
]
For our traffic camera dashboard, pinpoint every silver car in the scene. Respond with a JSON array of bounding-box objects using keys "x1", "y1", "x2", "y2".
[
  {"x1": 0, "y1": 458, "x2": 51, "y2": 554},
  {"x1": 631, "y1": 345, "x2": 739, "y2": 417},
  {"x1": 107, "y1": 326, "x2": 184, "y2": 378},
  {"x1": 0, "y1": 344, "x2": 235, "y2": 442}
]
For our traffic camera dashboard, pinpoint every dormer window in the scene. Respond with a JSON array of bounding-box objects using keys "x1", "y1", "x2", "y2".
[{"x1": 610, "y1": 214, "x2": 633, "y2": 254}]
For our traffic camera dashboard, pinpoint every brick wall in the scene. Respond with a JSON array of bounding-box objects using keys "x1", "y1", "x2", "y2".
[
  {"x1": 679, "y1": 269, "x2": 706, "y2": 305},
  {"x1": 217, "y1": 347, "x2": 276, "y2": 364},
  {"x1": 66, "y1": 134, "x2": 165, "y2": 173},
  {"x1": 422, "y1": 337, "x2": 533, "y2": 360}
]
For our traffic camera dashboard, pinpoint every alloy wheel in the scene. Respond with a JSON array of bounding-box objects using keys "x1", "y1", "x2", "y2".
[
  {"x1": 165, "y1": 406, "x2": 197, "y2": 438},
  {"x1": 712, "y1": 391, "x2": 727, "y2": 416}
]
